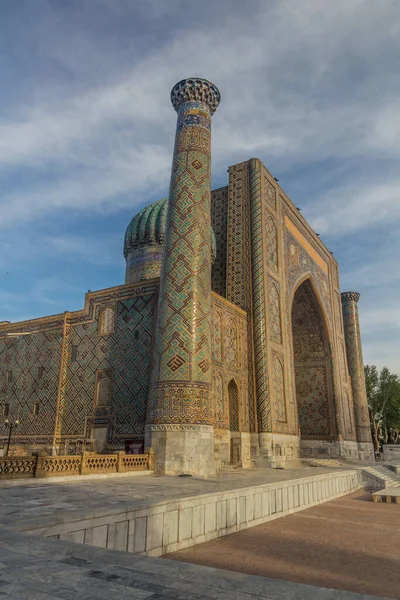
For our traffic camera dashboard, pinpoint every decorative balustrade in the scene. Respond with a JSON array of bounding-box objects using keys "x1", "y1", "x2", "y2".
[
  {"x1": 0, "y1": 450, "x2": 153, "y2": 480},
  {"x1": 0, "y1": 457, "x2": 37, "y2": 479},
  {"x1": 35, "y1": 455, "x2": 81, "y2": 478},
  {"x1": 81, "y1": 453, "x2": 118, "y2": 475},
  {"x1": 121, "y1": 453, "x2": 148, "y2": 471}
]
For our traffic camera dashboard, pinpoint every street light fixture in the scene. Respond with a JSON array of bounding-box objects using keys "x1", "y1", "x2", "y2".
[{"x1": 4, "y1": 418, "x2": 19, "y2": 457}]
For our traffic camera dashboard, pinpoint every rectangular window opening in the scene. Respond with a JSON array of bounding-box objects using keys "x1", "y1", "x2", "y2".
[
  {"x1": 37, "y1": 366, "x2": 44, "y2": 379},
  {"x1": 71, "y1": 345, "x2": 78, "y2": 363},
  {"x1": 33, "y1": 403, "x2": 40, "y2": 416},
  {"x1": 3, "y1": 404, "x2": 9, "y2": 417}
]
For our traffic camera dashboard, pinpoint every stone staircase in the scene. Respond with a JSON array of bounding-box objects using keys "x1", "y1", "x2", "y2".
[{"x1": 362, "y1": 464, "x2": 400, "y2": 490}]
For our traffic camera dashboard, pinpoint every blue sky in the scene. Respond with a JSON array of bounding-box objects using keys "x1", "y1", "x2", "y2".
[{"x1": 0, "y1": 0, "x2": 399, "y2": 373}]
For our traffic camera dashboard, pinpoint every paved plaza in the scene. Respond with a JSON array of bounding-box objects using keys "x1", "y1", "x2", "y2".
[
  {"x1": 166, "y1": 490, "x2": 400, "y2": 599},
  {"x1": 0, "y1": 466, "x2": 344, "y2": 530},
  {"x1": 0, "y1": 466, "x2": 395, "y2": 599},
  {"x1": 0, "y1": 523, "x2": 393, "y2": 600}
]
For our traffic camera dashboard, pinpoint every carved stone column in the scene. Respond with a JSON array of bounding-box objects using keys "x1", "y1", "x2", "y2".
[
  {"x1": 341, "y1": 292, "x2": 374, "y2": 461},
  {"x1": 146, "y1": 78, "x2": 220, "y2": 476}
]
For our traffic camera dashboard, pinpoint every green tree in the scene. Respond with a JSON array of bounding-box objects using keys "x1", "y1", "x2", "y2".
[{"x1": 364, "y1": 365, "x2": 400, "y2": 453}]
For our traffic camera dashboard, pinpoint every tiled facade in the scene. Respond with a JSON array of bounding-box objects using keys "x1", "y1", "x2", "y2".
[{"x1": 0, "y1": 78, "x2": 373, "y2": 469}]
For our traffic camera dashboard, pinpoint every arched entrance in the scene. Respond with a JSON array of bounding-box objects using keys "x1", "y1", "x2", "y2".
[
  {"x1": 291, "y1": 280, "x2": 336, "y2": 455},
  {"x1": 228, "y1": 379, "x2": 241, "y2": 466}
]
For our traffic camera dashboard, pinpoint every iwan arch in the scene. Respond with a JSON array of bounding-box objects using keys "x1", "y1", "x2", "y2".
[{"x1": 0, "y1": 78, "x2": 374, "y2": 475}]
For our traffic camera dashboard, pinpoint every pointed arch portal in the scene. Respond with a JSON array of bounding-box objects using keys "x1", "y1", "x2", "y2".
[{"x1": 291, "y1": 279, "x2": 335, "y2": 441}]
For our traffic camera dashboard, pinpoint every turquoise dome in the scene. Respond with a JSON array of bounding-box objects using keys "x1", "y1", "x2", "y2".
[
  {"x1": 123, "y1": 198, "x2": 168, "y2": 258},
  {"x1": 124, "y1": 198, "x2": 217, "y2": 261}
]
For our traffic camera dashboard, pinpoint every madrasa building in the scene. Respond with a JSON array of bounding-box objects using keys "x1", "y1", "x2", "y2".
[{"x1": 0, "y1": 78, "x2": 374, "y2": 476}]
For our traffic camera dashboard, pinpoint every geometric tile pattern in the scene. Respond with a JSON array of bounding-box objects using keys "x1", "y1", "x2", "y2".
[
  {"x1": 99, "y1": 306, "x2": 116, "y2": 335},
  {"x1": 341, "y1": 293, "x2": 372, "y2": 443},
  {"x1": 226, "y1": 163, "x2": 249, "y2": 311},
  {"x1": 269, "y1": 278, "x2": 282, "y2": 343},
  {"x1": 343, "y1": 389, "x2": 354, "y2": 435},
  {"x1": 265, "y1": 176, "x2": 277, "y2": 210},
  {"x1": 149, "y1": 90, "x2": 218, "y2": 425},
  {"x1": 249, "y1": 159, "x2": 271, "y2": 432},
  {"x1": 211, "y1": 295, "x2": 249, "y2": 433},
  {"x1": 211, "y1": 186, "x2": 228, "y2": 297},
  {"x1": 286, "y1": 231, "x2": 332, "y2": 331},
  {"x1": 62, "y1": 294, "x2": 155, "y2": 443},
  {"x1": 213, "y1": 370, "x2": 225, "y2": 427},
  {"x1": 212, "y1": 309, "x2": 222, "y2": 362},
  {"x1": 225, "y1": 318, "x2": 238, "y2": 368},
  {"x1": 226, "y1": 161, "x2": 257, "y2": 432},
  {"x1": 0, "y1": 330, "x2": 63, "y2": 445},
  {"x1": 273, "y1": 356, "x2": 287, "y2": 422},
  {"x1": 266, "y1": 215, "x2": 278, "y2": 271},
  {"x1": 292, "y1": 280, "x2": 334, "y2": 438},
  {"x1": 295, "y1": 364, "x2": 332, "y2": 437}
]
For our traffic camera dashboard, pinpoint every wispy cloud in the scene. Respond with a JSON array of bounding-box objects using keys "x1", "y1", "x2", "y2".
[
  {"x1": 1, "y1": 0, "x2": 399, "y2": 229},
  {"x1": 0, "y1": 0, "x2": 399, "y2": 371}
]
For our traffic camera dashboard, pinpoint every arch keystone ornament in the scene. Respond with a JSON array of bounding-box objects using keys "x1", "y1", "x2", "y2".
[
  {"x1": 146, "y1": 78, "x2": 221, "y2": 476},
  {"x1": 341, "y1": 291, "x2": 374, "y2": 461}
]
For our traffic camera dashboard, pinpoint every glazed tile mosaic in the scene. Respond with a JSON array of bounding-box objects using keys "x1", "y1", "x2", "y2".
[{"x1": 0, "y1": 77, "x2": 374, "y2": 471}]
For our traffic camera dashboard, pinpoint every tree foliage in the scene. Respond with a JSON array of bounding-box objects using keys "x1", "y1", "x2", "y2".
[{"x1": 364, "y1": 365, "x2": 400, "y2": 451}]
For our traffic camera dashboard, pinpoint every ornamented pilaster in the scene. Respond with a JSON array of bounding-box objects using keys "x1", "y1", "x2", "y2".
[
  {"x1": 52, "y1": 312, "x2": 71, "y2": 453},
  {"x1": 147, "y1": 78, "x2": 220, "y2": 476},
  {"x1": 341, "y1": 292, "x2": 374, "y2": 460}
]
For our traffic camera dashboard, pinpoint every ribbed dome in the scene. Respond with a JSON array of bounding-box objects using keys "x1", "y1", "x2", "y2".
[
  {"x1": 124, "y1": 197, "x2": 217, "y2": 261},
  {"x1": 124, "y1": 198, "x2": 168, "y2": 258}
]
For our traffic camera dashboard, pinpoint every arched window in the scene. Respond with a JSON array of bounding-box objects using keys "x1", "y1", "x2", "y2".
[
  {"x1": 99, "y1": 305, "x2": 116, "y2": 335},
  {"x1": 228, "y1": 379, "x2": 239, "y2": 432},
  {"x1": 94, "y1": 371, "x2": 112, "y2": 415}
]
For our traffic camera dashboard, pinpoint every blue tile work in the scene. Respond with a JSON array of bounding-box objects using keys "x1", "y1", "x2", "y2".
[
  {"x1": 148, "y1": 79, "x2": 220, "y2": 425},
  {"x1": 341, "y1": 292, "x2": 373, "y2": 445},
  {"x1": 61, "y1": 293, "x2": 156, "y2": 445},
  {"x1": 0, "y1": 328, "x2": 63, "y2": 448},
  {"x1": 211, "y1": 186, "x2": 228, "y2": 297},
  {"x1": 225, "y1": 161, "x2": 257, "y2": 433},
  {"x1": 249, "y1": 159, "x2": 271, "y2": 433},
  {"x1": 292, "y1": 280, "x2": 335, "y2": 438}
]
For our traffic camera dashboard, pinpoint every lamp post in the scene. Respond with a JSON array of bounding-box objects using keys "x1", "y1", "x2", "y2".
[{"x1": 4, "y1": 418, "x2": 19, "y2": 457}]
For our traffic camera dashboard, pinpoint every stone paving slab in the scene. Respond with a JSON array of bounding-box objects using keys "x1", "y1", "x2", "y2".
[{"x1": 0, "y1": 524, "x2": 391, "y2": 599}]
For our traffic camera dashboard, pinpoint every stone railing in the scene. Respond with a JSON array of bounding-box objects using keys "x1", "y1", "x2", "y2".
[
  {"x1": 0, "y1": 456, "x2": 37, "y2": 479},
  {"x1": 0, "y1": 450, "x2": 153, "y2": 480}
]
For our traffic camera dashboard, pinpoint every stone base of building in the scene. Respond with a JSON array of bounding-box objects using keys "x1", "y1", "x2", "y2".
[
  {"x1": 214, "y1": 429, "x2": 251, "y2": 469},
  {"x1": 254, "y1": 434, "x2": 369, "y2": 465},
  {"x1": 338, "y1": 440, "x2": 360, "y2": 460},
  {"x1": 145, "y1": 424, "x2": 217, "y2": 477},
  {"x1": 300, "y1": 439, "x2": 342, "y2": 458},
  {"x1": 357, "y1": 441, "x2": 375, "y2": 462},
  {"x1": 256, "y1": 433, "x2": 301, "y2": 468}
]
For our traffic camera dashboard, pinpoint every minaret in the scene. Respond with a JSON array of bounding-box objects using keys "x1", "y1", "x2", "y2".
[
  {"x1": 146, "y1": 78, "x2": 221, "y2": 476},
  {"x1": 341, "y1": 292, "x2": 374, "y2": 461}
]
